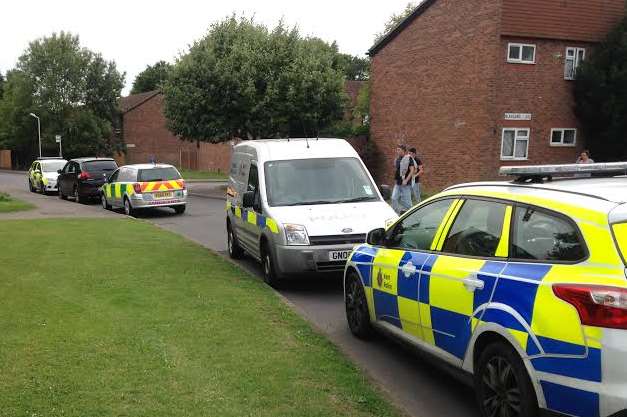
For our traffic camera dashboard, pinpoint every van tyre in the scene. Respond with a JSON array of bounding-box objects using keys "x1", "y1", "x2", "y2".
[
  {"x1": 345, "y1": 271, "x2": 374, "y2": 339},
  {"x1": 475, "y1": 341, "x2": 538, "y2": 417},
  {"x1": 123, "y1": 197, "x2": 134, "y2": 217},
  {"x1": 227, "y1": 224, "x2": 243, "y2": 259},
  {"x1": 261, "y1": 243, "x2": 281, "y2": 288},
  {"x1": 174, "y1": 205, "x2": 186, "y2": 215},
  {"x1": 101, "y1": 194, "x2": 111, "y2": 210}
]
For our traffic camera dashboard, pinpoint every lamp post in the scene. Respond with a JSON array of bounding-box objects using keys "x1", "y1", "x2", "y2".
[{"x1": 29, "y1": 113, "x2": 41, "y2": 158}]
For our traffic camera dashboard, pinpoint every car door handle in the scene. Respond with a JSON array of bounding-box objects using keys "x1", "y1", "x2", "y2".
[{"x1": 463, "y1": 276, "x2": 484, "y2": 292}]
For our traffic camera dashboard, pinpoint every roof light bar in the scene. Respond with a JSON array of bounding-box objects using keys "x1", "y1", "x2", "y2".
[{"x1": 500, "y1": 162, "x2": 627, "y2": 178}]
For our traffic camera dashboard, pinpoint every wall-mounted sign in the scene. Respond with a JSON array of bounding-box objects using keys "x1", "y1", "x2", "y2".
[
  {"x1": 504, "y1": 113, "x2": 532, "y2": 121},
  {"x1": 127, "y1": 144, "x2": 136, "y2": 148}
]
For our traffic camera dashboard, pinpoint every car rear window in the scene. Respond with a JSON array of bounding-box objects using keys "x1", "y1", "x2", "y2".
[
  {"x1": 138, "y1": 167, "x2": 181, "y2": 182},
  {"x1": 83, "y1": 160, "x2": 118, "y2": 173}
]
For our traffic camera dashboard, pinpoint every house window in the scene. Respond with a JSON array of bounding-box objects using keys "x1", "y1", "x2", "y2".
[
  {"x1": 501, "y1": 128, "x2": 529, "y2": 160},
  {"x1": 507, "y1": 43, "x2": 536, "y2": 64},
  {"x1": 550, "y1": 128, "x2": 577, "y2": 146},
  {"x1": 565, "y1": 47, "x2": 585, "y2": 80}
]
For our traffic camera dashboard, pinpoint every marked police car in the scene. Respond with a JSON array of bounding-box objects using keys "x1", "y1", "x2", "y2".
[
  {"x1": 27, "y1": 157, "x2": 67, "y2": 194},
  {"x1": 100, "y1": 163, "x2": 187, "y2": 216},
  {"x1": 345, "y1": 163, "x2": 627, "y2": 417}
]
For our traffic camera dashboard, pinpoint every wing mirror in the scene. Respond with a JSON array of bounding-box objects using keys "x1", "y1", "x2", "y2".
[
  {"x1": 57, "y1": 169, "x2": 62, "y2": 174},
  {"x1": 366, "y1": 228, "x2": 386, "y2": 247},
  {"x1": 242, "y1": 191, "x2": 255, "y2": 208},
  {"x1": 379, "y1": 184, "x2": 391, "y2": 201}
]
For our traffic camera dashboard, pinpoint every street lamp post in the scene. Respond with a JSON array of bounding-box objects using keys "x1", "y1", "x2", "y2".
[{"x1": 29, "y1": 113, "x2": 41, "y2": 158}]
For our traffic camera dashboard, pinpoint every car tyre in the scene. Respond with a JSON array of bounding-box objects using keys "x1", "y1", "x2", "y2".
[
  {"x1": 227, "y1": 223, "x2": 244, "y2": 259},
  {"x1": 261, "y1": 243, "x2": 281, "y2": 288},
  {"x1": 74, "y1": 187, "x2": 85, "y2": 204},
  {"x1": 123, "y1": 197, "x2": 134, "y2": 217},
  {"x1": 29, "y1": 180, "x2": 36, "y2": 193},
  {"x1": 475, "y1": 341, "x2": 538, "y2": 417},
  {"x1": 174, "y1": 205, "x2": 186, "y2": 215},
  {"x1": 345, "y1": 270, "x2": 374, "y2": 339},
  {"x1": 101, "y1": 193, "x2": 112, "y2": 210},
  {"x1": 58, "y1": 186, "x2": 67, "y2": 200},
  {"x1": 40, "y1": 181, "x2": 47, "y2": 195}
]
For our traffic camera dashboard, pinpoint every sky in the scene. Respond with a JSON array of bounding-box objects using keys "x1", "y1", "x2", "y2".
[{"x1": 1, "y1": 0, "x2": 412, "y2": 95}]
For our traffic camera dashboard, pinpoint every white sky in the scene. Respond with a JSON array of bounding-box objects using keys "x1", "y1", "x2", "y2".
[{"x1": 1, "y1": 0, "x2": 411, "y2": 95}]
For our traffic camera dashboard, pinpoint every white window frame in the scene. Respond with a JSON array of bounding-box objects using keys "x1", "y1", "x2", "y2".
[
  {"x1": 564, "y1": 47, "x2": 586, "y2": 80},
  {"x1": 507, "y1": 43, "x2": 536, "y2": 64},
  {"x1": 550, "y1": 128, "x2": 577, "y2": 147},
  {"x1": 501, "y1": 128, "x2": 530, "y2": 161}
]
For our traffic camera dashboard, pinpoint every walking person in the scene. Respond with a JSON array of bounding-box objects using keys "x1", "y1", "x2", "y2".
[
  {"x1": 576, "y1": 150, "x2": 594, "y2": 164},
  {"x1": 408, "y1": 148, "x2": 424, "y2": 204},
  {"x1": 391, "y1": 145, "x2": 415, "y2": 214}
]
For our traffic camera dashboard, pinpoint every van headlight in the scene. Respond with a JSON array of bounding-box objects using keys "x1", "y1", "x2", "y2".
[{"x1": 285, "y1": 224, "x2": 310, "y2": 246}]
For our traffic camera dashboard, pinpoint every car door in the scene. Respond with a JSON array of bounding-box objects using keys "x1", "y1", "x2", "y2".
[
  {"x1": 32, "y1": 162, "x2": 41, "y2": 188},
  {"x1": 104, "y1": 169, "x2": 120, "y2": 206},
  {"x1": 371, "y1": 198, "x2": 458, "y2": 339},
  {"x1": 240, "y1": 163, "x2": 262, "y2": 257},
  {"x1": 426, "y1": 198, "x2": 512, "y2": 362},
  {"x1": 59, "y1": 162, "x2": 72, "y2": 194}
]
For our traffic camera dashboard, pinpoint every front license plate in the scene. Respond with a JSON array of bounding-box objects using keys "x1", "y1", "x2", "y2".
[
  {"x1": 154, "y1": 191, "x2": 173, "y2": 199},
  {"x1": 329, "y1": 250, "x2": 352, "y2": 261}
]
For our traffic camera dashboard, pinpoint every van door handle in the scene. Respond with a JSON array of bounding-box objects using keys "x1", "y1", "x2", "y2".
[{"x1": 463, "y1": 276, "x2": 484, "y2": 292}]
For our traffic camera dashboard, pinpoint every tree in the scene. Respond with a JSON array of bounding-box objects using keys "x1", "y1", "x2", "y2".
[
  {"x1": 164, "y1": 16, "x2": 345, "y2": 142},
  {"x1": 575, "y1": 17, "x2": 627, "y2": 161},
  {"x1": 131, "y1": 61, "x2": 172, "y2": 94},
  {"x1": 0, "y1": 32, "x2": 125, "y2": 165},
  {"x1": 374, "y1": 2, "x2": 418, "y2": 44},
  {"x1": 0, "y1": 72, "x2": 4, "y2": 99},
  {"x1": 336, "y1": 53, "x2": 370, "y2": 80}
]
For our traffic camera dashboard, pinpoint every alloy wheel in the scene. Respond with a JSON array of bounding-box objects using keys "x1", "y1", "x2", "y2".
[{"x1": 480, "y1": 356, "x2": 521, "y2": 417}]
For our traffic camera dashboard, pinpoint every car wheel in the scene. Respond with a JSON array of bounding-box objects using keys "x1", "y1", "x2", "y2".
[
  {"x1": 227, "y1": 223, "x2": 244, "y2": 259},
  {"x1": 345, "y1": 271, "x2": 374, "y2": 339},
  {"x1": 261, "y1": 243, "x2": 281, "y2": 288},
  {"x1": 101, "y1": 193, "x2": 111, "y2": 210},
  {"x1": 475, "y1": 341, "x2": 538, "y2": 417},
  {"x1": 74, "y1": 187, "x2": 84, "y2": 204},
  {"x1": 58, "y1": 186, "x2": 67, "y2": 200},
  {"x1": 40, "y1": 181, "x2": 47, "y2": 195},
  {"x1": 174, "y1": 205, "x2": 186, "y2": 215},
  {"x1": 124, "y1": 198, "x2": 134, "y2": 217},
  {"x1": 29, "y1": 179, "x2": 35, "y2": 192}
]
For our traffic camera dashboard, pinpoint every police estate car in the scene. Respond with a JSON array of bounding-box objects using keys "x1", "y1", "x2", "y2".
[{"x1": 344, "y1": 163, "x2": 627, "y2": 417}]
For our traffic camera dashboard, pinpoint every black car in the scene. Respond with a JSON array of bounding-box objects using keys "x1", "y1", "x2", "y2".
[{"x1": 58, "y1": 158, "x2": 118, "y2": 203}]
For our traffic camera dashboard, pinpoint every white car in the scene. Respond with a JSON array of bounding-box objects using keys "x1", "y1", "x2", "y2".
[{"x1": 28, "y1": 157, "x2": 67, "y2": 194}]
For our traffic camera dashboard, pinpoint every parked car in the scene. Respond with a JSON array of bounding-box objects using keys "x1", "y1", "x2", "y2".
[
  {"x1": 344, "y1": 162, "x2": 627, "y2": 417},
  {"x1": 58, "y1": 158, "x2": 118, "y2": 203},
  {"x1": 100, "y1": 163, "x2": 187, "y2": 216},
  {"x1": 28, "y1": 157, "x2": 67, "y2": 194},
  {"x1": 226, "y1": 138, "x2": 397, "y2": 287}
]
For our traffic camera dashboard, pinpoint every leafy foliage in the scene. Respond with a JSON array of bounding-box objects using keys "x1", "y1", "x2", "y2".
[
  {"x1": 336, "y1": 53, "x2": 370, "y2": 81},
  {"x1": 0, "y1": 72, "x2": 4, "y2": 99},
  {"x1": 0, "y1": 32, "x2": 124, "y2": 166},
  {"x1": 131, "y1": 61, "x2": 172, "y2": 94},
  {"x1": 575, "y1": 18, "x2": 627, "y2": 161},
  {"x1": 374, "y1": 2, "x2": 418, "y2": 44},
  {"x1": 163, "y1": 16, "x2": 345, "y2": 142}
]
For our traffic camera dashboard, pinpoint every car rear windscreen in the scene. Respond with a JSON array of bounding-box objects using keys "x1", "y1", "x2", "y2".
[
  {"x1": 83, "y1": 160, "x2": 118, "y2": 173},
  {"x1": 138, "y1": 168, "x2": 181, "y2": 182}
]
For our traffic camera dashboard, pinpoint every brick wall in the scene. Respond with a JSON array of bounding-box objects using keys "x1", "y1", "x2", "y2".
[{"x1": 370, "y1": 0, "x2": 502, "y2": 192}]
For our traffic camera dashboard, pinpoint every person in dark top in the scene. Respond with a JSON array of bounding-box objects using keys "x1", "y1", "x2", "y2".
[
  {"x1": 409, "y1": 148, "x2": 424, "y2": 204},
  {"x1": 391, "y1": 144, "x2": 415, "y2": 214}
]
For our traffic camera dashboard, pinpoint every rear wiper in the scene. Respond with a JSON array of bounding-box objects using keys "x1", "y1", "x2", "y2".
[{"x1": 334, "y1": 196, "x2": 379, "y2": 203}]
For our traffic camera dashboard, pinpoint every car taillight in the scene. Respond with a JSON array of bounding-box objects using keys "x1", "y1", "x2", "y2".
[
  {"x1": 78, "y1": 172, "x2": 91, "y2": 180},
  {"x1": 180, "y1": 179, "x2": 186, "y2": 190},
  {"x1": 553, "y1": 284, "x2": 627, "y2": 330},
  {"x1": 133, "y1": 183, "x2": 142, "y2": 194}
]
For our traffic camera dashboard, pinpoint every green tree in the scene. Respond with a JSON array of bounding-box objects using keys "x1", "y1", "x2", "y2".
[
  {"x1": 0, "y1": 32, "x2": 124, "y2": 165},
  {"x1": 336, "y1": 53, "x2": 370, "y2": 80},
  {"x1": 575, "y1": 17, "x2": 627, "y2": 160},
  {"x1": 0, "y1": 72, "x2": 4, "y2": 99},
  {"x1": 131, "y1": 61, "x2": 172, "y2": 94},
  {"x1": 374, "y1": 2, "x2": 418, "y2": 44},
  {"x1": 163, "y1": 16, "x2": 345, "y2": 142}
]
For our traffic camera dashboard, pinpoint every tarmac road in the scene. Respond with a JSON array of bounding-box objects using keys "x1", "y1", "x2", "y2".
[{"x1": 0, "y1": 170, "x2": 479, "y2": 417}]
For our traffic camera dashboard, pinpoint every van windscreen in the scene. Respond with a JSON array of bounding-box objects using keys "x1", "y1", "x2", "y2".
[{"x1": 264, "y1": 158, "x2": 380, "y2": 207}]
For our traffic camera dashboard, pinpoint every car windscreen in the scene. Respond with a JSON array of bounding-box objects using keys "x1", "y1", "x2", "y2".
[
  {"x1": 264, "y1": 158, "x2": 380, "y2": 207},
  {"x1": 82, "y1": 160, "x2": 118, "y2": 173},
  {"x1": 40, "y1": 160, "x2": 67, "y2": 173},
  {"x1": 138, "y1": 167, "x2": 181, "y2": 182}
]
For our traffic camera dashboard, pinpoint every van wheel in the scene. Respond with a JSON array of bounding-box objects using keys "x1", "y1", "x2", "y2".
[
  {"x1": 227, "y1": 223, "x2": 243, "y2": 259},
  {"x1": 261, "y1": 243, "x2": 281, "y2": 288},
  {"x1": 345, "y1": 271, "x2": 374, "y2": 339},
  {"x1": 124, "y1": 198, "x2": 134, "y2": 217},
  {"x1": 475, "y1": 342, "x2": 538, "y2": 417}
]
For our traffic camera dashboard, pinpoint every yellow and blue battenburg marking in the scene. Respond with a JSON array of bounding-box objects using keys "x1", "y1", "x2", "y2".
[
  {"x1": 349, "y1": 245, "x2": 606, "y2": 417},
  {"x1": 226, "y1": 201, "x2": 279, "y2": 234}
]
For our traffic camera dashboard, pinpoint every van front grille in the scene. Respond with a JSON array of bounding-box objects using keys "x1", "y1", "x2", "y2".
[{"x1": 308, "y1": 234, "x2": 366, "y2": 246}]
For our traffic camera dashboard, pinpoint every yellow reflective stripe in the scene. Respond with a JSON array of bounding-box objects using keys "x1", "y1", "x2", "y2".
[
  {"x1": 126, "y1": 184, "x2": 134, "y2": 196},
  {"x1": 114, "y1": 183, "x2": 121, "y2": 198},
  {"x1": 431, "y1": 199, "x2": 463, "y2": 251},
  {"x1": 144, "y1": 182, "x2": 155, "y2": 192},
  {"x1": 234, "y1": 207, "x2": 242, "y2": 218},
  {"x1": 612, "y1": 223, "x2": 627, "y2": 264},
  {"x1": 168, "y1": 180, "x2": 181, "y2": 190},
  {"x1": 495, "y1": 206, "x2": 513, "y2": 257},
  {"x1": 226, "y1": 201, "x2": 232, "y2": 211},
  {"x1": 105, "y1": 184, "x2": 112, "y2": 198},
  {"x1": 247, "y1": 211, "x2": 257, "y2": 226},
  {"x1": 266, "y1": 218, "x2": 279, "y2": 234}
]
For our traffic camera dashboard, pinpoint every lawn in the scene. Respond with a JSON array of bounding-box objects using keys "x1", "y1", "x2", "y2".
[
  {"x1": 0, "y1": 219, "x2": 400, "y2": 417},
  {"x1": 0, "y1": 192, "x2": 34, "y2": 213},
  {"x1": 178, "y1": 168, "x2": 228, "y2": 181}
]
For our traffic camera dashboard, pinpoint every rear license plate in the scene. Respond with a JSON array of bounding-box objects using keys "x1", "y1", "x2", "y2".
[
  {"x1": 154, "y1": 191, "x2": 173, "y2": 199},
  {"x1": 329, "y1": 250, "x2": 352, "y2": 261}
]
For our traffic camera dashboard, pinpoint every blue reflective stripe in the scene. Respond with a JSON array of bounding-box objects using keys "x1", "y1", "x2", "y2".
[
  {"x1": 357, "y1": 264, "x2": 373, "y2": 287},
  {"x1": 373, "y1": 289, "x2": 402, "y2": 329},
  {"x1": 430, "y1": 306, "x2": 472, "y2": 360},
  {"x1": 502, "y1": 263, "x2": 552, "y2": 281},
  {"x1": 419, "y1": 255, "x2": 438, "y2": 304},
  {"x1": 491, "y1": 278, "x2": 540, "y2": 326},
  {"x1": 397, "y1": 252, "x2": 429, "y2": 300},
  {"x1": 541, "y1": 381, "x2": 600, "y2": 417}
]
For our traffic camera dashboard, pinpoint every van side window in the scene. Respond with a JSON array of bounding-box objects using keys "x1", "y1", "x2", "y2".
[
  {"x1": 247, "y1": 164, "x2": 258, "y2": 193},
  {"x1": 511, "y1": 206, "x2": 586, "y2": 262}
]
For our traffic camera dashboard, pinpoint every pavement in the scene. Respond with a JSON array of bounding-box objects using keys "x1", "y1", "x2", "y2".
[{"x1": 0, "y1": 170, "x2": 478, "y2": 417}]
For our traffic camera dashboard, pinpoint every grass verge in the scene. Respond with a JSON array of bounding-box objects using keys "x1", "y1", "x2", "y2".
[
  {"x1": 0, "y1": 192, "x2": 34, "y2": 213},
  {"x1": 179, "y1": 168, "x2": 228, "y2": 181},
  {"x1": 0, "y1": 219, "x2": 400, "y2": 417}
]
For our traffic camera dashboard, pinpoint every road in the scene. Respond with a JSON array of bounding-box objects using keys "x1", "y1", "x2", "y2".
[{"x1": 0, "y1": 170, "x2": 478, "y2": 417}]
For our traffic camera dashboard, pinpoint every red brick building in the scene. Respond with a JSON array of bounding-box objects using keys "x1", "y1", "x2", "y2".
[{"x1": 368, "y1": 0, "x2": 625, "y2": 192}]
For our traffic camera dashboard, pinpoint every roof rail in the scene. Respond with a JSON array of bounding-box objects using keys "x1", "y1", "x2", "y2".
[{"x1": 500, "y1": 162, "x2": 627, "y2": 183}]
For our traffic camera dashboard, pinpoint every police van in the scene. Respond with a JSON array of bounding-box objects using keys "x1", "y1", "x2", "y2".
[
  {"x1": 344, "y1": 162, "x2": 627, "y2": 417},
  {"x1": 226, "y1": 138, "x2": 397, "y2": 287}
]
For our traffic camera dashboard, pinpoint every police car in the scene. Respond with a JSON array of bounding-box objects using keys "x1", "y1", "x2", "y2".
[
  {"x1": 344, "y1": 163, "x2": 627, "y2": 417},
  {"x1": 27, "y1": 157, "x2": 67, "y2": 194},
  {"x1": 100, "y1": 163, "x2": 187, "y2": 216}
]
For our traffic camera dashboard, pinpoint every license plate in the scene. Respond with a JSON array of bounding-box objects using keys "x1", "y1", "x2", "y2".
[
  {"x1": 154, "y1": 191, "x2": 173, "y2": 199},
  {"x1": 329, "y1": 250, "x2": 352, "y2": 261}
]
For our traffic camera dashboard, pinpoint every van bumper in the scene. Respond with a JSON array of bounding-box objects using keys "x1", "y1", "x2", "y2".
[{"x1": 274, "y1": 243, "x2": 358, "y2": 276}]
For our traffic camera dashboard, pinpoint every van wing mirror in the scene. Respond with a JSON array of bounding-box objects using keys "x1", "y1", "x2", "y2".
[
  {"x1": 379, "y1": 184, "x2": 391, "y2": 201},
  {"x1": 366, "y1": 228, "x2": 386, "y2": 247},
  {"x1": 242, "y1": 191, "x2": 255, "y2": 208}
]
